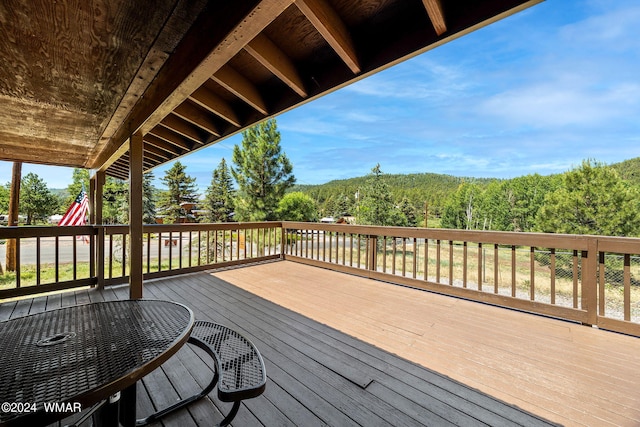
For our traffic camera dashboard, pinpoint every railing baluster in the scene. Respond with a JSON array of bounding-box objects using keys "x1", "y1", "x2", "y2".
[
  {"x1": 624, "y1": 254, "x2": 631, "y2": 321},
  {"x1": 463, "y1": 241, "x2": 468, "y2": 288},
  {"x1": 36, "y1": 237, "x2": 41, "y2": 286},
  {"x1": 550, "y1": 249, "x2": 556, "y2": 304},
  {"x1": 349, "y1": 233, "x2": 353, "y2": 266},
  {"x1": 402, "y1": 237, "x2": 407, "y2": 277},
  {"x1": 572, "y1": 250, "x2": 578, "y2": 308},
  {"x1": 530, "y1": 247, "x2": 535, "y2": 301},
  {"x1": 436, "y1": 240, "x2": 441, "y2": 283},
  {"x1": 146, "y1": 233, "x2": 151, "y2": 273},
  {"x1": 424, "y1": 238, "x2": 429, "y2": 281},
  {"x1": 122, "y1": 234, "x2": 127, "y2": 278},
  {"x1": 55, "y1": 236, "x2": 59, "y2": 283},
  {"x1": 237, "y1": 229, "x2": 242, "y2": 260},
  {"x1": 477, "y1": 242, "x2": 482, "y2": 291},
  {"x1": 598, "y1": 252, "x2": 605, "y2": 316},
  {"x1": 73, "y1": 233, "x2": 78, "y2": 281},
  {"x1": 413, "y1": 238, "x2": 417, "y2": 279},
  {"x1": 168, "y1": 231, "x2": 173, "y2": 270},
  {"x1": 448, "y1": 240, "x2": 453, "y2": 285},
  {"x1": 15, "y1": 237, "x2": 21, "y2": 288},
  {"x1": 511, "y1": 245, "x2": 517, "y2": 297},
  {"x1": 494, "y1": 244, "x2": 499, "y2": 294},
  {"x1": 392, "y1": 237, "x2": 397, "y2": 275},
  {"x1": 322, "y1": 231, "x2": 326, "y2": 262},
  {"x1": 382, "y1": 236, "x2": 387, "y2": 273},
  {"x1": 178, "y1": 231, "x2": 183, "y2": 269},
  {"x1": 158, "y1": 232, "x2": 162, "y2": 272},
  {"x1": 109, "y1": 234, "x2": 113, "y2": 278},
  {"x1": 197, "y1": 231, "x2": 202, "y2": 266},
  {"x1": 188, "y1": 231, "x2": 192, "y2": 267}
]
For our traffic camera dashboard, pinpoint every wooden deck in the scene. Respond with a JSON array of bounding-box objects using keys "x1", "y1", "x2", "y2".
[{"x1": 2, "y1": 260, "x2": 639, "y2": 426}]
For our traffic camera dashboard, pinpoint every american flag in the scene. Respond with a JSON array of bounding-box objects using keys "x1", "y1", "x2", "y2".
[{"x1": 59, "y1": 189, "x2": 89, "y2": 226}]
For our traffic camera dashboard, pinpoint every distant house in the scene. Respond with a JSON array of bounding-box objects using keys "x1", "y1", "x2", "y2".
[
  {"x1": 0, "y1": 214, "x2": 27, "y2": 225},
  {"x1": 48, "y1": 214, "x2": 64, "y2": 224}
]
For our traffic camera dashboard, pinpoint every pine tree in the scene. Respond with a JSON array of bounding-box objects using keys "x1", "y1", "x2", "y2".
[
  {"x1": 231, "y1": 119, "x2": 295, "y2": 221},
  {"x1": 103, "y1": 178, "x2": 128, "y2": 224},
  {"x1": 20, "y1": 173, "x2": 59, "y2": 224},
  {"x1": 66, "y1": 168, "x2": 90, "y2": 206},
  {"x1": 535, "y1": 160, "x2": 640, "y2": 236},
  {"x1": 0, "y1": 184, "x2": 9, "y2": 213},
  {"x1": 157, "y1": 161, "x2": 199, "y2": 223},
  {"x1": 359, "y1": 164, "x2": 406, "y2": 226},
  {"x1": 143, "y1": 172, "x2": 157, "y2": 224},
  {"x1": 205, "y1": 158, "x2": 235, "y2": 222},
  {"x1": 398, "y1": 197, "x2": 417, "y2": 227}
]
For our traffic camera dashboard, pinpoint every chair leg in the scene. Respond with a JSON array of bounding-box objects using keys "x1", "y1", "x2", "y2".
[
  {"x1": 136, "y1": 337, "x2": 219, "y2": 426},
  {"x1": 218, "y1": 401, "x2": 241, "y2": 427}
]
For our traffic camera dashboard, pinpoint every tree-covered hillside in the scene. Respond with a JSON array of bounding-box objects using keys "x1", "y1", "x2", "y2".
[
  {"x1": 291, "y1": 172, "x2": 497, "y2": 220},
  {"x1": 290, "y1": 157, "x2": 640, "y2": 236},
  {"x1": 612, "y1": 157, "x2": 640, "y2": 186}
]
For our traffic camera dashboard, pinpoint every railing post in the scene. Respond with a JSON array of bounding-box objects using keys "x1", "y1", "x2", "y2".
[
  {"x1": 582, "y1": 237, "x2": 599, "y2": 326},
  {"x1": 368, "y1": 235, "x2": 377, "y2": 271},
  {"x1": 280, "y1": 224, "x2": 286, "y2": 259}
]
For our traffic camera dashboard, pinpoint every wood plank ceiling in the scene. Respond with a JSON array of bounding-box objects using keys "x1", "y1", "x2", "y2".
[{"x1": 0, "y1": 0, "x2": 542, "y2": 180}]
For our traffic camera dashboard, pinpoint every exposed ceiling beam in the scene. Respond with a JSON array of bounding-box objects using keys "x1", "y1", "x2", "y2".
[
  {"x1": 144, "y1": 134, "x2": 184, "y2": 157},
  {"x1": 141, "y1": 151, "x2": 166, "y2": 165},
  {"x1": 92, "y1": 0, "x2": 294, "y2": 171},
  {"x1": 422, "y1": 0, "x2": 447, "y2": 35},
  {"x1": 121, "y1": 153, "x2": 156, "y2": 169},
  {"x1": 148, "y1": 127, "x2": 193, "y2": 151},
  {"x1": 106, "y1": 165, "x2": 129, "y2": 179},
  {"x1": 245, "y1": 33, "x2": 307, "y2": 97},
  {"x1": 190, "y1": 86, "x2": 243, "y2": 128},
  {"x1": 143, "y1": 144, "x2": 171, "y2": 161},
  {"x1": 160, "y1": 114, "x2": 206, "y2": 145},
  {"x1": 173, "y1": 101, "x2": 221, "y2": 137},
  {"x1": 212, "y1": 65, "x2": 269, "y2": 115},
  {"x1": 295, "y1": 0, "x2": 360, "y2": 74}
]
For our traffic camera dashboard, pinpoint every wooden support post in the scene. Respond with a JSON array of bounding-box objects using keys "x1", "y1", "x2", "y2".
[
  {"x1": 94, "y1": 171, "x2": 106, "y2": 289},
  {"x1": 129, "y1": 133, "x2": 144, "y2": 299},
  {"x1": 5, "y1": 162, "x2": 21, "y2": 272}
]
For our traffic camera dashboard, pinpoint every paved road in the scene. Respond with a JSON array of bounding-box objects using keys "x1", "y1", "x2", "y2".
[{"x1": 0, "y1": 236, "x2": 191, "y2": 266}]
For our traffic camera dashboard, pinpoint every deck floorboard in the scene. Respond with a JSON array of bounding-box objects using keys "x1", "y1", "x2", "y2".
[{"x1": 5, "y1": 260, "x2": 640, "y2": 426}]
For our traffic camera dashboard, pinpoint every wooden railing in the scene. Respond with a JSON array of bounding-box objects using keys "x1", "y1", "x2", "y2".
[
  {"x1": 101, "y1": 223, "x2": 282, "y2": 286},
  {"x1": 0, "y1": 225, "x2": 97, "y2": 298},
  {"x1": 0, "y1": 223, "x2": 281, "y2": 299},
  {"x1": 281, "y1": 222, "x2": 640, "y2": 337},
  {"x1": 1, "y1": 221, "x2": 639, "y2": 337}
]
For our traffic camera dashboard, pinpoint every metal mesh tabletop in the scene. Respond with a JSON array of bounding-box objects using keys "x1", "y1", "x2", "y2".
[{"x1": 0, "y1": 300, "x2": 193, "y2": 426}]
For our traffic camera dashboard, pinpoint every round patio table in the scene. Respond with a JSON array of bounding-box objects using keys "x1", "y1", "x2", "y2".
[{"x1": 0, "y1": 299, "x2": 194, "y2": 427}]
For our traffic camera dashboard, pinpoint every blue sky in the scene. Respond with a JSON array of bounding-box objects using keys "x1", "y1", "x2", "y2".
[{"x1": 2, "y1": 0, "x2": 639, "y2": 192}]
